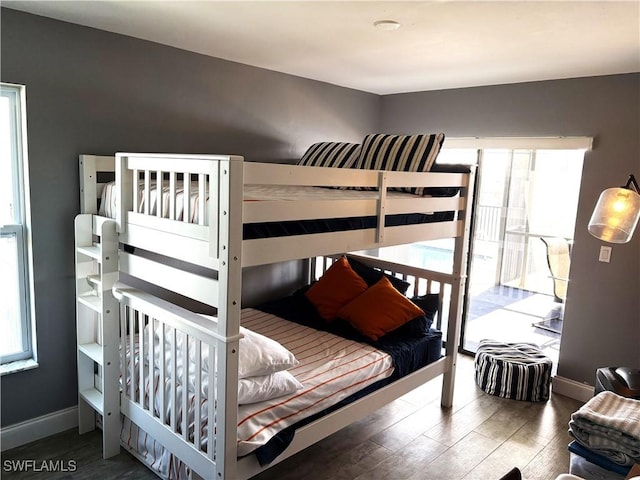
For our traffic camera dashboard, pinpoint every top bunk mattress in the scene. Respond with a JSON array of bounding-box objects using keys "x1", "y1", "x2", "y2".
[{"x1": 98, "y1": 181, "x2": 456, "y2": 239}]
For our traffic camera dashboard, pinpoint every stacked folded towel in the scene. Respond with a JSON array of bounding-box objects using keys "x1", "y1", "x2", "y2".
[{"x1": 569, "y1": 391, "x2": 640, "y2": 466}]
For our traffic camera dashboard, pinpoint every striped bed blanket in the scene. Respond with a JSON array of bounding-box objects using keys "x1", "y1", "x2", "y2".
[
  {"x1": 569, "y1": 391, "x2": 640, "y2": 466},
  {"x1": 237, "y1": 309, "x2": 393, "y2": 455}
]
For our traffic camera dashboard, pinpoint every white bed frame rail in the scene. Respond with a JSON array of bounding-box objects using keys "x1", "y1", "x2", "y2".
[
  {"x1": 115, "y1": 153, "x2": 244, "y2": 272},
  {"x1": 242, "y1": 163, "x2": 468, "y2": 266},
  {"x1": 114, "y1": 283, "x2": 241, "y2": 479}
]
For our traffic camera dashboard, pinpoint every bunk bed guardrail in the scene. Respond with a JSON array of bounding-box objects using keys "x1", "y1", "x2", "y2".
[{"x1": 114, "y1": 282, "x2": 242, "y2": 478}]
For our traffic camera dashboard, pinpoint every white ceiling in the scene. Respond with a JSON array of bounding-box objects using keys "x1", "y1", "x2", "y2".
[{"x1": 4, "y1": 1, "x2": 640, "y2": 95}]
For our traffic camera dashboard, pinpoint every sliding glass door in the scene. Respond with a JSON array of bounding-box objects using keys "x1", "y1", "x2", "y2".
[{"x1": 459, "y1": 147, "x2": 585, "y2": 363}]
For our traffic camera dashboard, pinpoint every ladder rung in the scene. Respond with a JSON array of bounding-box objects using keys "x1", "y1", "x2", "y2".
[
  {"x1": 78, "y1": 342, "x2": 103, "y2": 365},
  {"x1": 78, "y1": 291, "x2": 101, "y2": 312},
  {"x1": 80, "y1": 388, "x2": 103, "y2": 414},
  {"x1": 86, "y1": 274, "x2": 102, "y2": 288},
  {"x1": 77, "y1": 245, "x2": 101, "y2": 260}
]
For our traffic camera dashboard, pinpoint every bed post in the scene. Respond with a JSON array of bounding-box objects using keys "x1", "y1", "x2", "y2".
[
  {"x1": 79, "y1": 155, "x2": 98, "y2": 214},
  {"x1": 213, "y1": 155, "x2": 244, "y2": 479},
  {"x1": 80, "y1": 154, "x2": 116, "y2": 214},
  {"x1": 115, "y1": 153, "x2": 133, "y2": 234},
  {"x1": 441, "y1": 166, "x2": 477, "y2": 408}
]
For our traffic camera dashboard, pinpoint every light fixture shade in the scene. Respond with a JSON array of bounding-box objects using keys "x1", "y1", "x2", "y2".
[{"x1": 588, "y1": 187, "x2": 640, "y2": 243}]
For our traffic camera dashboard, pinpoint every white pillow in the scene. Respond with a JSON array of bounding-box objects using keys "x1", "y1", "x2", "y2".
[
  {"x1": 238, "y1": 371, "x2": 303, "y2": 405},
  {"x1": 147, "y1": 318, "x2": 298, "y2": 379},
  {"x1": 237, "y1": 326, "x2": 298, "y2": 378}
]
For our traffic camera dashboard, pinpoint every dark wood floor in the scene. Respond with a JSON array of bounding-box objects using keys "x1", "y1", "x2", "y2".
[{"x1": 2, "y1": 355, "x2": 582, "y2": 480}]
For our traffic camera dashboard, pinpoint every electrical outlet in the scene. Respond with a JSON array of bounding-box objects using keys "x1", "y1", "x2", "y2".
[{"x1": 598, "y1": 246, "x2": 612, "y2": 263}]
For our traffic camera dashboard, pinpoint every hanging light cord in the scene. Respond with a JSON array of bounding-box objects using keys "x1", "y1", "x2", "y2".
[{"x1": 623, "y1": 174, "x2": 639, "y2": 193}]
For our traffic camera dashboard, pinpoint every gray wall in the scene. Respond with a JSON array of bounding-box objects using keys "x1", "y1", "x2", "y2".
[
  {"x1": 0, "y1": 8, "x2": 379, "y2": 427},
  {"x1": 380, "y1": 74, "x2": 640, "y2": 385}
]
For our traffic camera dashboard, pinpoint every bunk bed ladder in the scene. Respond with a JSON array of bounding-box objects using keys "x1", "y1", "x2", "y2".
[{"x1": 75, "y1": 213, "x2": 120, "y2": 458}]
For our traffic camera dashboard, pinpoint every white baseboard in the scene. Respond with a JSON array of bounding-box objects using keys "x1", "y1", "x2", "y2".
[
  {"x1": 1, "y1": 406, "x2": 78, "y2": 451},
  {"x1": 552, "y1": 375, "x2": 595, "y2": 403}
]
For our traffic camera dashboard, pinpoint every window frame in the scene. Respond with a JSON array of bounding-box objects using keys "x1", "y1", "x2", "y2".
[{"x1": 1, "y1": 82, "x2": 37, "y2": 373}]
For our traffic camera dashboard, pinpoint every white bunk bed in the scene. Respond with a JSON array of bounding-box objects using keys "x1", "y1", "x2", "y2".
[{"x1": 75, "y1": 152, "x2": 475, "y2": 479}]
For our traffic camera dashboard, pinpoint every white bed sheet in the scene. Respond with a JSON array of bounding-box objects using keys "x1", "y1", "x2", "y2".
[{"x1": 99, "y1": 180, "x2": 421, "y2": 222}]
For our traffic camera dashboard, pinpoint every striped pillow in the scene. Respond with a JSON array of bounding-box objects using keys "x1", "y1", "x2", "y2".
[
  {"x1": 298, "y1": 142, "x2": 361, "y2": 168},
  {"x1": 353, "y1": 133, "x2": 446, "y2": 195}
]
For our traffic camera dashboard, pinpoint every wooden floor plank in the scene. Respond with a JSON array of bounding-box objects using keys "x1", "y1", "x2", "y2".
[
  {"x1": 353, "y1": 434, "x2": 449, "y2": 480},
  {"x1": 2, "y1": 355, "x2": 584, "y2": 480},
  {"x1": 520, "y1": 430, "x2": 578, "y2": 480},
  {"x1": 408, "y1": 431, "x2": 502, "y2": 480}
]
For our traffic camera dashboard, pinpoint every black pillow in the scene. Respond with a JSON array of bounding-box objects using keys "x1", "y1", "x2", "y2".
[
  {"x1": 409, "y1": 293, "x2": 440, "y2": 329},
  {"x1": 378, "y1": 293, "x2": 440, "y2": 340},
  {"x1": 430, "y1": 163, "x2": 472, "y2": 174},
  {"x1": 347, "y1": 257, "x2": 411, "y2": 295},
  {"x1": 411, "y1": 293, "x2": 439, "y2": 315},
  {"x1": 423, "y1": 163, "x2": 473, "y2": 197},
  {"x1": 382, "y1": 315, "x2": 429, "y2": 339}
]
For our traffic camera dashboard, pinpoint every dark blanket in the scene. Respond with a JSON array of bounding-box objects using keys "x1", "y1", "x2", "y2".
[{"x1": 244, "y1": 211, "x2": 454, "y2": 239}]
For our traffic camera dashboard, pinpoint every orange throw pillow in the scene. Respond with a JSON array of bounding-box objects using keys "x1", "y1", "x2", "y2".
[
  {"x1": 337, "y1": 276, "x2": 425, "y2": 341},
  {"x1": 305, "y1": 256, "x2": 368, "y2": 321}
]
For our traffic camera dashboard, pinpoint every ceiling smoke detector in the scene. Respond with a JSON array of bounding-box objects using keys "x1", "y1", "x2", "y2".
[{"x1": 373, "y1": 20, "x2": 401, "y2": 31}]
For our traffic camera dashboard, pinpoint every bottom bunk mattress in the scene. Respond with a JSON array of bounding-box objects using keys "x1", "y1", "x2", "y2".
[{"x1": 120, "y1": 305, "x2": 442, "y2": 478}]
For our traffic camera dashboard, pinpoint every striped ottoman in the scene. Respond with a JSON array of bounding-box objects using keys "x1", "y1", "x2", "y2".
[{"x1": 474, "y1": 340, "x2": 552, "y2": 402}]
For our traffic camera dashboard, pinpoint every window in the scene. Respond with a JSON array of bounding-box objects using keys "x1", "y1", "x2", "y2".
[{"x1": 1, "y1": 83, "x2": 36, "y2": 372}]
